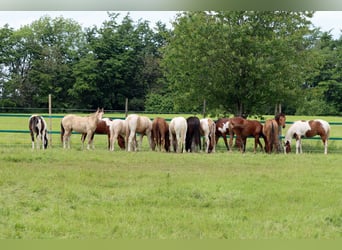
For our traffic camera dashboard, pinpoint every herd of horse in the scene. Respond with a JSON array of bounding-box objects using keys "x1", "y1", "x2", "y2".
[{"x1": 28, "y1": 109, "x2": 331, "y2": 154}]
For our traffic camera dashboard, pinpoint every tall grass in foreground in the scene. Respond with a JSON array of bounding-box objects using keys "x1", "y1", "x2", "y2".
[{"x1": 0, "y1": 147, "x2": 341, "y2": 239}]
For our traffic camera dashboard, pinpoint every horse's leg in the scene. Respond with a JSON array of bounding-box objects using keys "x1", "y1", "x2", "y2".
[
  {"x1": 127, "y1": 131, "x2": 134, "y2": 152},
  {"x1": 295, "y1": 139, "x2": 300, "y2": 154},
  {"x1": 323, "y1": 137, "x2": 328, "y2": 154}
]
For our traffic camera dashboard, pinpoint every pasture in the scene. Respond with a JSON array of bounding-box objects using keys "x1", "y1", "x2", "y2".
[{"x1": 0, "y1": 113, "x2": 342, "y2": 239}]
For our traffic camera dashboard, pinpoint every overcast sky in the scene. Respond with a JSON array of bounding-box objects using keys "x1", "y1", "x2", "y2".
[{"x1": 0, "y1": 11, "x2": 341, "y2": 38}]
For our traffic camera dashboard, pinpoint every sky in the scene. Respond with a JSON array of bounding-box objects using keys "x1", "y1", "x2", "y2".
[{"x1": 0, "y1": 11, "x2": 341, "y2": 38}]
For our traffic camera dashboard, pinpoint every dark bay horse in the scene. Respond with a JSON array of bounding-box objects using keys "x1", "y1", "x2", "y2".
[
  {"x1": 151, "y1": 117, "x2": 170, "y2": 152},
  {"x1": 186, "y1": 116, "x2": 201, "y2": 152},
  {"x1": 29, "y1": 115, "x2": 48, "y2": 150},
  {"x1": 81, "y1": 118, "x2": 125, "y2": 150},
  {"x1": 229, "y1": 117, "x2": 264, "y2": 153},
  {"x1": 263, "y1": 113, "x2": 286, "y2": 153},
  {"x1": 284, "y1": 119, "x2": 330, "y2": 154}
]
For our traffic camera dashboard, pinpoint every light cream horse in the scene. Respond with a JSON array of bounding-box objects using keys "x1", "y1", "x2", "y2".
[
  {"x1": 125, "y1": 114, "x2": 153, "y2": 152},
  {"x1": 200, "y1": 118, "x2": 216, "y2": 153},
  {"x1": 108, "y1": 119, "x2": 128, "y2": 151},
  {"x1": 169, "y1": 117, "x2": 187, "y2": 153},
  {"x1": 61, "y1": 108, "x2": 104, "y2": 150}
]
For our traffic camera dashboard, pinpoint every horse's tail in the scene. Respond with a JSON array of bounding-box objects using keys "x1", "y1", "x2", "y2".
[{"x1": 60, "y1": 122, "x2": 65, "y2": 143}]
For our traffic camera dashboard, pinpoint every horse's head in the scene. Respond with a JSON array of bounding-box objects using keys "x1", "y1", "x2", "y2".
[
  {"x1": 284, "y1": 140, "x2": 291, "y2": 154},
  {"x1": 97, "y1": 108, "x2": 104, "y2": 121},
  {"x1": 275, "y1": 113, "x2": 286, "y2": 129}
]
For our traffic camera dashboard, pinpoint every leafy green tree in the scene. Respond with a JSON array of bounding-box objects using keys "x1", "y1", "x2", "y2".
[{"x1": 162, "y1": 11, "x2": 320, "y2": 116}]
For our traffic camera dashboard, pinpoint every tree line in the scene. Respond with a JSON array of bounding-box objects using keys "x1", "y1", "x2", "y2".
[{"x1": 1, "y1": 11, "x2": 342, "y2": 117}]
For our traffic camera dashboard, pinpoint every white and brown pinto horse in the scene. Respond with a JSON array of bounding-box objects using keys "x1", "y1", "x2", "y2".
[
  {"x1": 169, "y1": 117, "x2": 187, "y2": 153},
  {"x1": 151, "y1": 117, "x2": 170, "y2": 152},
  {"x1": 284, "y1": 119, "x2": 330, "y2": 154},
  {"x1": 61, "y1": 108, "x2": 104, "y2": 149},
  {"x1": 125, "y1": 114, "x2": 152, "y2": 152},
  {"x1": 108, "y1": 119, "x2": 127, "y2": 151},
  {"x1": 29, "y1": 115, "x2": 48, "y2": 150},
  {"x1": 200, "y1": 118, "x2": 216, "y2": 153},
  {"x1": 215, "y1": 118, "x2": 231, "y2": 151},
  {"x1": 263, "y1": 113, "x2": 286, "y2": 153}
]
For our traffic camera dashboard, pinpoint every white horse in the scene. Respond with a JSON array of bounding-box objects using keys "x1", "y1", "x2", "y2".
[
  {"x1": 125, "y1": 114, "x2": 152, "y2": 152},
  {"x1": 29, "y1": 115, "x2": 48, "y2": 150},
  {"x1": 284, "y1": 119, "x2": 330, "y2": 154},
  {"x1": 108, "y1": 119, "x2": 127, "y2": 151},
  {"x1": 200, "y1": 118, "x2": 216, "y2": 153},
  {"x1": 169, "y1": 117, "x2": 187, "y2": 153},
  {"x1": 61, "y1": 108, "x2": 104, "y2": 150}
]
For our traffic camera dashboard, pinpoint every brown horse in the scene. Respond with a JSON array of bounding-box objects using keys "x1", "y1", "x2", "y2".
[
  {"x1": 125, "y1": 114, "x2": 153, "y2": 152},
  {"x1": 263, "y1": 113, "x2": 286, "y2": 153},
  {"x1": 61, "y1": 108, "x2": 104, "y2": 149},
  {"x1": 81, "y1": 118, "x2": 125, "y2": 150},
  {"x1": 151, "y1": 117, "x2": 170, "y2": 152},
  {"x1": 215, "y1": 118, "x2": 231, "y2": 151},
  {"x1": 228, "y1": 117, "x2": 264, "y2": 153}
]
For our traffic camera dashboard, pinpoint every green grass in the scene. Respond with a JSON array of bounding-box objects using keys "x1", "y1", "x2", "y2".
[{"x1": 0, "y1": 114, "x2": 342, "y2": 239}]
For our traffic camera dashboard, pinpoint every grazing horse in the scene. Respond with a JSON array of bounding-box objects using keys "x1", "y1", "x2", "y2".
[
  {"x1": 229, "y1": 117, "x2": 264, "y2": 153},
  {"x1": 81, "y1": 118, "x2": 125, "y2": 150},
  {"x1": 151, "y1": 117, "x2": 170, "y2": 152},
  {"x1": 263, "y1": 113, "x2": 286, "y2": 153},
  {"x1": 186, "y1": 116, "x2": 201, "y2": 152},
  {"x1": 108, "y1": 119, "x2": 128, "y2": 151},
  {"x1": 61, "y1": 108, "x2": 104, "y2": 150},
  {"x1": 169, "y1": 117, "x2": 187, "y2": 153},
  {"x1": 125, "y1": 114, "x2": 152, "y2": 152},
  {"x1": 215, "y1": 118, "x2": 231, "y2": 151},
  {"x1": 284, "y1": 119, "x2": 330, "y2": 154},
  {"x1": 29, "y1": 115, "x2": 48, "y2": 150},
  {"x1": 200, "y1": 118, "x2": 216, "y2": 153}
]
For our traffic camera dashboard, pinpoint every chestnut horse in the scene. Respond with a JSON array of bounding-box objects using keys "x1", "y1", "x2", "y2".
[
  {"x1": 151, "y1": 117, "x2": 170, "y2": 152},
  {"x1": 81, "y1": 118, "x2": 125, "y2": 150},
  {"x1": 169, "y1": 117, "x2": 187, "y2": 153},
  {"x1": 200, "y1": 118, "x2": 216, "y2": 153},
  {"x1": 284, "y1": 119, "x2": 330, "y2": 154},
  {"x1": 228, "y1": 117, "x2": 264, "y2": 153},
  {"x1": 125, "y1": 114, "x2": 153, "y2": 152},
  {"x1": 263, "y1": 113, "x2": 286, "y2": 153},
  {"x1": 186, "y1": 116, "x2": 201, "y2": 152},
  {"x1": 61, "y1": 108, "x2": 104, "y2": 150},
  {"x1": 215, "y1": 118, "x2": 231, "y2": 151},
  {"x1": 29, "y1": 115, "x2": 48, "y2": 150}
]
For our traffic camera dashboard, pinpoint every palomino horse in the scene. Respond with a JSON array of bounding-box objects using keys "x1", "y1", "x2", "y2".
[
  {"x1": 169, "y1": 117, "x2": 187, "y2": 153},
  {"x1": 200, "y1": 118, "x2": 216, "y2": 153},
  {"x1": 61, "y1": 108, "x2": 104, "y2": 149},
  {"x1": 108, "y1": 119, "x2": 127, "y2": 151},
  {"x1": 186, "y1": 116, "x2": 202, "y2": 152},
  {"x1": 29, "y1": 115, "x2": 48, "y2": 150},
  {"x1": 81, "y1": 118, "x2": 125, "y2": 150},
  {"x1": 151, "y1": 117, "x2": 170, "y2": 152},
  {"x1": 215, "y1": 118, "x2": 231, "y2": 151},
  {"x1": 125, "y1": 114, "x2": 153, "y2": 152},
  {"x1": 284, "y1": 119, "x2": 330, "y2": 154},
  {"x1": 228, "y1": 117, "x2": 264, "y2": 153},
  {"x1": 263, "y1": 113, "x2": 286, "y2": 153}
]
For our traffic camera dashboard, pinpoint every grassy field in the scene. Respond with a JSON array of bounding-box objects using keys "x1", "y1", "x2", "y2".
[{"x1": 0, "y1": 114, "x2": 342, "y2": 239}]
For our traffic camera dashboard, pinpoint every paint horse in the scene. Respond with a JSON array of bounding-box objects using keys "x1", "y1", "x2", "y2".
[
  {"x1": 61, "y1": 108, "x2": 104, "y2": 149},
  {"x1": 263, "y1": 113, "x2": 286, "y2": 153},
  {"x1": 29, "y1": 115, "x2": 48, "y2": 150},
  {"x1": 284, "y1": 119, "x2": 330, "y2": 154},
  {"x1": 186, "y1": 116, "x2": 202, "y2": 152},
  {"x1": 81, "y1": 118, "x2": 125, "y2": 150},
  {"x1": 215, "y1": 118, "x2": 231, "y2": 151},
  {"x1": 169, "y1": 117, "x2": 187, "y2": 153},
  {"x1": 228, "y1": 117, "x2": 264, "y2": 153},
  {"x1": 108, "y1": 119, "x2": 128, "y2": 151},
  {"x1": 200, "y1": 118, "x2": 216, "y2": 153},
  {"x1": 151, "y1": 117, "x2": 170, "y2": 152},
  {"x1": 125, "y1": 114, "x2": 153, "y2": 152}
]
